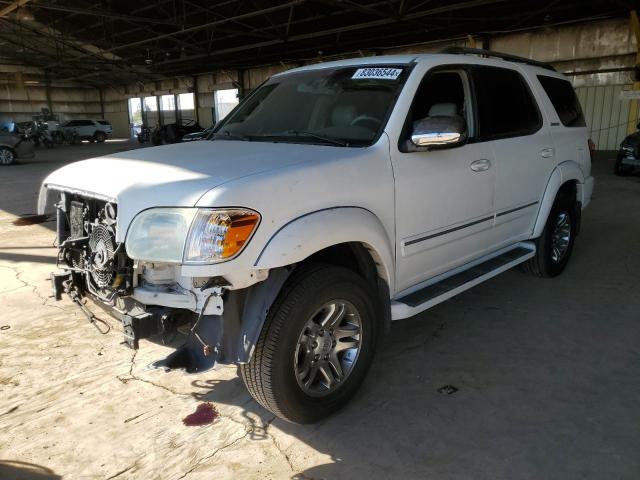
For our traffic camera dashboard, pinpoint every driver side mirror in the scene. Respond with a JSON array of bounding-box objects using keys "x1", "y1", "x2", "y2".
[{"x1": 408, "y1": 115, "x2": 467, "y2": 151}]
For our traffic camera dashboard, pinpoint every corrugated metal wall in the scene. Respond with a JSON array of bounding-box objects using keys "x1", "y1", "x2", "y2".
[{"x1": 575, "y1": 85, "x2": 639, "y2": 150}]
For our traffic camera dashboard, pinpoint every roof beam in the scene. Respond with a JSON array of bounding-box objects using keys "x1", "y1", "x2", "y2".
[
  {"x1": 0, "y1": 0, "x2": 30, "y2": 18},
  {"x1": 56, "y1": 0, "x2": 306, "y2": 60},
  {"x1": 155, "y1": 0, "x2": 510, "y2": 67},
  {"x1": 27, "y1": 4, "x2": 194, "y2": 27}
]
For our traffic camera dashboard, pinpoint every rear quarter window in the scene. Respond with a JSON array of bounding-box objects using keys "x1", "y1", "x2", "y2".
[
  {"x1": 472, "y1": 66, "x2": 541, "y2": 140},
  {"x1": 537, "y1": 75, "x2": 586, "y2": 127}
]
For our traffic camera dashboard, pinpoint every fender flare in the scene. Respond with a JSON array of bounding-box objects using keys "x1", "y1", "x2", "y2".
[
  {"x1": 254, "y1": 207, "x2": 395, "y2": 293},
  {"x1": 532, "y1": 161, "x2": 585, "y2": 238}
]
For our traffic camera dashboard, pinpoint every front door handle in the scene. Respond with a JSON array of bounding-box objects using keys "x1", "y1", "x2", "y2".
[
  {"x1": 540, "y1": 148, "x2": 555, "y2": 158},
  {"x1": 470, "y1": 158, "x2": 491, "y2": 172}
]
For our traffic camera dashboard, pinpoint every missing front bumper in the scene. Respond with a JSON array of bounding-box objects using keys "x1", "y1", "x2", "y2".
[{"x1": 50, "y1": 272, "x2": 222, "y2": 372}]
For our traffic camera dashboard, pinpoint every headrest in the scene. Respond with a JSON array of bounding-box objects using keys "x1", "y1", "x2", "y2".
[
  {"x1": 428, "y1": 103, "x2": 457, "y2": 117},
  {"x1": 331, "y1": 105, "x2": 357, "y2": 126}
]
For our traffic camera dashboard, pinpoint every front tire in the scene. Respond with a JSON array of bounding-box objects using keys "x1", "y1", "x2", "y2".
[
  {"x1": 0, "y1": 147, "x2": 15, "y2": 165},
  {"x1": 241, "y1": 264, "x2": 380, "y2": 423},
  {"x1": 521, "y1": 193, "x2": 577, "y2": 277},
  {"x1": 94, "y1": 131, "x2": 106, "y2": 143}
]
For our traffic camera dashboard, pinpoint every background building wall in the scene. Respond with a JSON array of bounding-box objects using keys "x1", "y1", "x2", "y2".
[{"x1": 0, "y1": 17, "x2": 637, "y2": 148}]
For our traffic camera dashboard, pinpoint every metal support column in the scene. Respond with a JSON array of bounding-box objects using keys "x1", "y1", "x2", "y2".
[{"x1": 628, "y1": 10, "x2": 640, "y2": 134}]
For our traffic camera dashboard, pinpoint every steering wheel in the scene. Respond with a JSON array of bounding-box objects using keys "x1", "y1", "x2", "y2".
[{"x1": 350, "y1": 115, "x2": 381, "y2": 130}]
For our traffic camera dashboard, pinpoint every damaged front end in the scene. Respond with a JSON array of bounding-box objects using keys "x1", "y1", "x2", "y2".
[{"x1": 49, "y1": 191, "x2": 287, "y2": 373}]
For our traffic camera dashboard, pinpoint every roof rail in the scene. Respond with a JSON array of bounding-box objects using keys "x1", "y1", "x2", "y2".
[{"x1": 440, "y1": 46, "x2": 556, "y2": 72}]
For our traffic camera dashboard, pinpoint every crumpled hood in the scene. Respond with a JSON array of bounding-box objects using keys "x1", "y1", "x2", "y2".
[{"x1": 39, "y1": 140, "x2": 332, "y2": 240}]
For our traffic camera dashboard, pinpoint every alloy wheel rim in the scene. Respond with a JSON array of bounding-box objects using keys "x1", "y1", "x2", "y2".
[
  {"x1": 294, "y1": 300, "x2": 362, "y2": 397},
  {"x1": 551, "y1": 211, "x2": 571, "y2": 263},
  {"x1": 0, "y1": 149, "x2": 13, "y2": 164}
]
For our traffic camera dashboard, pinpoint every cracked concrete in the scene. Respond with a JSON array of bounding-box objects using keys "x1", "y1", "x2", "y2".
[{"x1": 1, "y1": 144, "x2": 640, "y2": 479}]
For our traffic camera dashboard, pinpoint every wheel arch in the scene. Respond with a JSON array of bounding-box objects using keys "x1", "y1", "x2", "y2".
[
  {"x1": 532, "y1": 162, "x2": 583, "y2": 238},
  {"x1": 254, "y1": 207, "x2": 395, "y2": 293}
]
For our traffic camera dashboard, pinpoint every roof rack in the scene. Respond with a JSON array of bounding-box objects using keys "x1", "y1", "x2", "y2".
[{"x1": 440, "y1": 46, "x2": 556, "y2": 72}]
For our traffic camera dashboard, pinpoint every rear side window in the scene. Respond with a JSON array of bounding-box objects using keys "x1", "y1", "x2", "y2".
[
  {"x1": 537, "y1": 75, "x2": 586, "y2": 127},
  {"x1": 472, "y1": 66, "x2": 541, "y2": 140}
]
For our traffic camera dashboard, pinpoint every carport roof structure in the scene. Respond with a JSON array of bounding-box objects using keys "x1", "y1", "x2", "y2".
[{"x1": 0, "y1": 0, "x2": 633, "y2": 86}]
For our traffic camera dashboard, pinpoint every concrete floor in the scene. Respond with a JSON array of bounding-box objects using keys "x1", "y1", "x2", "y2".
[{"x1": 1, "y1": 143, "x2": 639, "y2": 480}]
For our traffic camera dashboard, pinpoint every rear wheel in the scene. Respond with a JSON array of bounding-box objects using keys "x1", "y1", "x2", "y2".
[
  {"x1": 0, "y1": 147, "x2": 15, "y2": 165},
  {"x1": 521, "y1": 193, "x2": 577, "y2": 277},
  {"x1": 614, "y1": 153, "x2": 631, "y2": 176},
  {"x1": 241, "y1": 264, "x2": 379, "y2": 423}
]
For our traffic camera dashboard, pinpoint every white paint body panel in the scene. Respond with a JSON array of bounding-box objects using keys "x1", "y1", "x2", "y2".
[{"x1": 40, "y1": 53, "x2": 593, "y2": 314}]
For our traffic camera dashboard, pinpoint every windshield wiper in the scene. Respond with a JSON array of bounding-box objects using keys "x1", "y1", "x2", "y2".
[
  {"x1": 212, "y1": 130, "x2": 252, "y2": 141},
  {"x1": 285, "y1": 130, "x2": 349, "y2": 147}
]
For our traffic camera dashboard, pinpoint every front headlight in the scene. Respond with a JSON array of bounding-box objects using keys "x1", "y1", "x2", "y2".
[
  {"x1": 184, "y1": 209, "x2": 260, "y2": 263},
  {"x1": 125, "y1": 207, "x2": 260, "y2": 264}
]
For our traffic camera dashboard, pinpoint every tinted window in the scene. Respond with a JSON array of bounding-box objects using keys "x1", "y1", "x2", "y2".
[
  {"x1": 473, "y1": 66, "x2": 541, "y2": 140},
  {"x1": 97, "y1": 120, "x2": 111, "y2": 126},
  {"x1": 80, "y1": 120, "x2": 93, "y2": 126},
  {"x1": 537, "y1": 75, "x2": 586, "y2": 127},
  {"x1": 64, "y1": 120, "x2": 78, "y2": 127}
]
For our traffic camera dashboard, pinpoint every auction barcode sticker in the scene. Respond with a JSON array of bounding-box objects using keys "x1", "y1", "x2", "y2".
[{"x1": 352, "y1": 67, "x2": 403, "y2": 80}]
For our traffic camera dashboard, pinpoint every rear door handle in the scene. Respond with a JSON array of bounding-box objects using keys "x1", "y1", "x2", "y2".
[
  {"x1": 470, "y1": 159, "x2": 491, "y2": 172},
  {"x1": 540, "y1": 148, "x2": 554, "y2": 158}
]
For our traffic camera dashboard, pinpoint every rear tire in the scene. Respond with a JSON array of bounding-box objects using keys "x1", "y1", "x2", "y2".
[
  {"x1": 614, "y1": 153, "x2": 631, "y2": 176},
  {"x1": 241, "y1": 264, "x2": 379, "y2": 423},
  {"x1": 521, "y1": 193, "x2": 577, "y2": 277},
  {"x1": 0, "y1": 147, "x2": 15, "y2": 165}
]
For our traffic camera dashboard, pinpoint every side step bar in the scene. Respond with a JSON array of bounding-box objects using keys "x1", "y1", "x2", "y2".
[{"x1": 391, "y1": 242, "x2": 536, "y2": 320}]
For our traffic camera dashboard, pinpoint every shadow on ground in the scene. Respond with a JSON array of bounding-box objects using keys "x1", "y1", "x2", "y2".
[{"x1": 0, "y1": 461, "x2": 61, "y2": 480}]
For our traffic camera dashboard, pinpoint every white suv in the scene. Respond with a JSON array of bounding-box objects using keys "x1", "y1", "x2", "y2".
[
  {"x1": 61, "y1": 119, "x2": 112, "y2": 142},
  {"x1": 39, "y1": 48, "x2": 593, "y2": 423}
]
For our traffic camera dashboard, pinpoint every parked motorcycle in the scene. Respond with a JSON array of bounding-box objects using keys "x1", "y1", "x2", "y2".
[
  {"x1": 63, "y1": 128, "x2": 81, "y2": 145},
  {"x1": 14, "y1": 121, "x2": 53, "y2": 149},
  {"x1": 137, "y1": 126, "x2": 151, "y2": 144},
  {"x1": 33, "y1": 122, "x2": 54, "y2": 148}
]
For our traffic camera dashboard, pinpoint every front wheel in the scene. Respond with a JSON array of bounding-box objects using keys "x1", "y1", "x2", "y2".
[
  {"x1": 0, "y1": 147, "x2": 15, "y2": 165},
  {"x1": 94, "y1": 131, "x2": 106, "y2": 143},
  {"x1": 241, "y1": 264, "x2": 380, "y2": 423},
  {"x1": 521, "y1": 194, "x2": 577, "y2": 277}
]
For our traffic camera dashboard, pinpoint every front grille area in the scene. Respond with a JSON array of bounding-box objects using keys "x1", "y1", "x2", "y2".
[{"x1": 55, "y1": 192, "x2": 133, "y2": 302}]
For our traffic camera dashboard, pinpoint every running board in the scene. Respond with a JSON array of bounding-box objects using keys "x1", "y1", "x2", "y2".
[{"x1": 391, "y1": 242, "x2": 536, "y2": 320}]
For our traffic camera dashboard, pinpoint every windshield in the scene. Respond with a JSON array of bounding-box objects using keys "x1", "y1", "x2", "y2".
[{"x1": 214, "y1": 65, "x2": 409, "y2": 147}]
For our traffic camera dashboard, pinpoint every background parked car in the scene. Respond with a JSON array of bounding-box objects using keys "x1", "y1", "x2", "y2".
[
  {"x1": 61, "y1": 119, "x2": 112, "y2": 143},
  {"x1": 0, "y1": 128, "x2": 35, "y2": 165},
  {"x1": 615, "y1": 123, "x2": 640, "y2": 175},
  {"x1": 151, "y1": 119, "x2": 203, "y2": 145}
]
